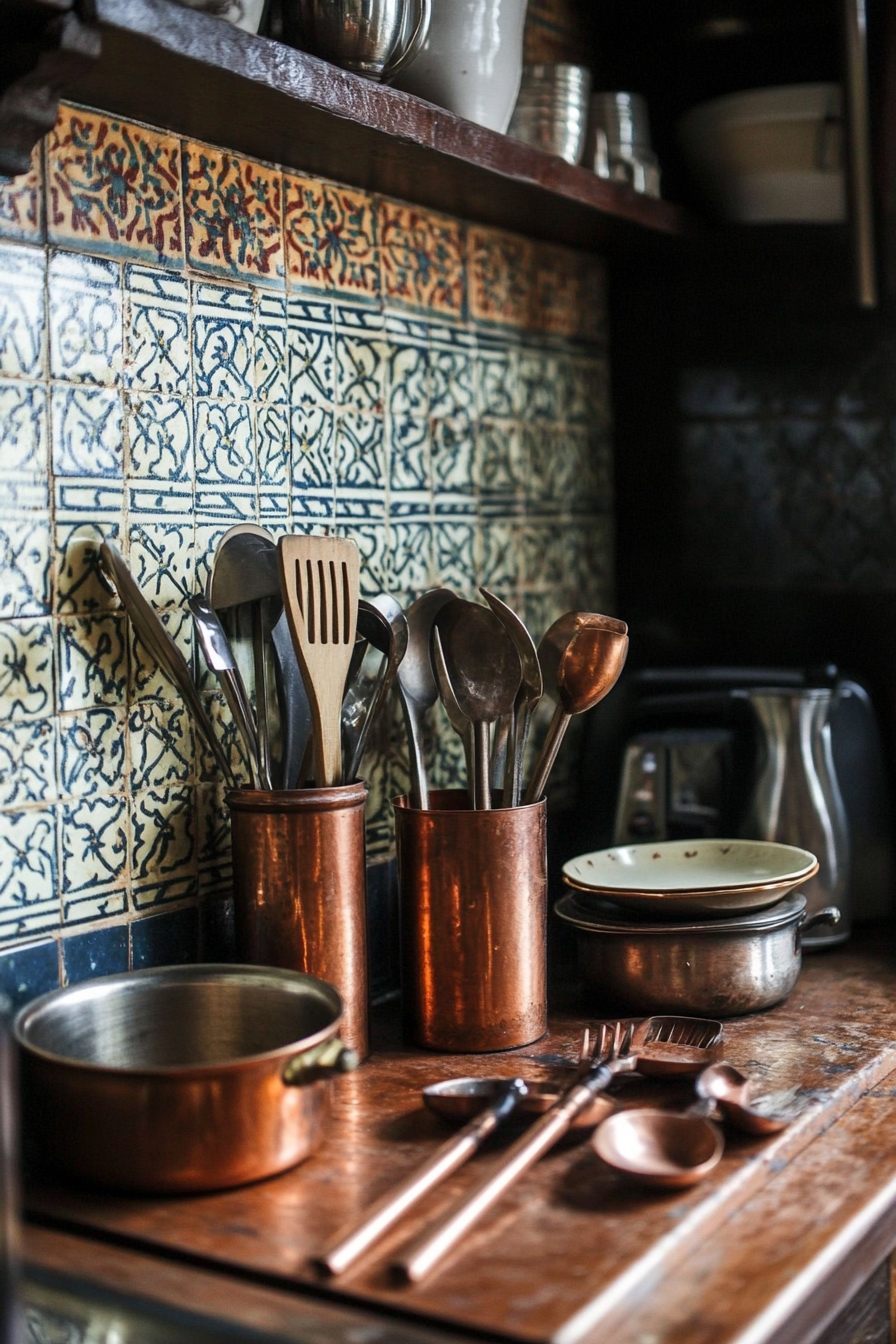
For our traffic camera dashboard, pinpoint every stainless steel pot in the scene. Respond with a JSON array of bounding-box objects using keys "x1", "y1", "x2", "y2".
[
  {"x1": 14, "y1": 965, "x2": 357, "y2": 1194},
  {"x1": 554, "y1": 892, "x2": 840, "y2": 1017}
]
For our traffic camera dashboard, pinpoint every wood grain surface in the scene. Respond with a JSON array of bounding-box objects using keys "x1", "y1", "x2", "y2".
[{"x1": 26, "y1": 935, "x2": 896, "y2": 1344}]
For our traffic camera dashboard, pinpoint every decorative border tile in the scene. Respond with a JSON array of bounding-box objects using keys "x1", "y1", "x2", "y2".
[
  {"x1": 379, "y1": 201, "x2": 464, "y2": 318},
  {"x1": 469, "y1": 226, "x2": 533, "y2": 329},
  {"x1": 284, "y1": 177, "x2": 379, "y2": 300},
  {"x1": 0, "y1": 142, "x2": 44, "y2": 244},
  {"x1": 184, "y1": 144, "x2": 283, "y2": 288},
  {"x1": 47, "y1": 106, "x2": 183, "y2": 266}
]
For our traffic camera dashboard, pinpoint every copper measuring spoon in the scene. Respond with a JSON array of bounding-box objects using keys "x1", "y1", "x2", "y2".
[{"x1": 593, "y1": 1108, "x2": 724, "y2": 1188}]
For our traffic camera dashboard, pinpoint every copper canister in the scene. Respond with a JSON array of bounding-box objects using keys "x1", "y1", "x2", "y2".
[
  {"x1": 394, "y1": 790, "x2": 547, "y2": 1052},
  {"x1": 229, "y1": 783, "x2": 369, "y2": 1059}
]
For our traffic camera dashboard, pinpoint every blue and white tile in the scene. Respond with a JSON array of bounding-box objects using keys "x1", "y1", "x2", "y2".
[
  {"x1": 518, "y1": 346, "x2": 561, "y2": 421},
  {"x1": 0, "y1": 939, "x2": 60, "y2": 1004},
  {"x1": 257, "y1": 402, "x2": 290, "y2": 490},
  {"x1": 291, "y1": 489, "x2": 334, "y2": 522},
  {"x1": 0, "y1": 718, "x2": 56, "y2": 807},
  {"x1": 389, "y1": 516, "x2": 433, "y2": 593},
  {"x1": 521, "y1": 521, "x2": 568, "y2": 591},
  {"x1": 54, "y1": 479, "x2": 123, "y2": 521},
  {"x1": 128, "y1": 604, "x2": 192, "y2": 703},
  {"x1": 476, "y1": 420, "x2": 525, "y2": 496},
  {"x1": 430, "y1": 415, "x2": 476, "y2": 495},
  {"x1": 51, "y1": 384, "x2": 123, "y2": 478},
  {"x1": 193, "y1": 486, "x2": 258, "y2": 522},
  {"x1": 126, "y1": 394, "x2": 193, "y2": 480},
  {"x1": 479, "y1": 518, "x2": 522, "y2": 594},
  {"x1": 0, "y1": 243, "x2": 46, "y2": 378},
  {"x1": 287, "y1": 302, "x2": 334, "y2": 406},
  {"x1": 197, "y1": 689, "x2": 251, "y2": 785},
  {"x1": 255, "y1": 292, "x2": 288, "y2": 403},
  {"x1": 477, "y1": 340, "x2": 517, "y2": 420},
  {"x1": 128, "y1": 699, "x2": 192, "y2": 791},
  {"x1": 60, "y1": 792, "x2": 126, "y2": 896},
  {"x1": 62, "y1": 923, "x2": 128, "y2": 984},
  {"x1": 127, "y1": 514, "x2": 194, "y2": 607},
  {"x1": 194, "y1": 400, "x2": 255, "y2": 485},
  {"x1": 291, "y1": 404, "x2": 334, "y2": 493},
  {"x1": 125, "y1": 265, "x2": 190, "y2": 394},
  {"x1": 0, "y1": 515, "x2": 51, "y2": 617},
  {"x1": 259, "y1": 487, "x2": 291, "y2": 524},
  {"x1": 132, "y1": 875, "x2": 198, "y2": 912},
  {"x1": 48, "y1": 249, "x2": 123, "y2": 386},
  {"x1": 335, "y1": 310, "x2": 386, "y2": 412},
  {"x1": 63, "y1": 884, "x2": 127, "y2": 928},
  {"x1": 59, "y1": 706, "x2": 127, "y2": 797},
  {"x1": 0, "y1": 806, "x2": 58, "y2": 943},
  {"x1": 130, "y1": 784, "x2": 196, "y2": 884},
  {"x1": 0, "y1": 381, "x2": 49, "y2": 498},
  {"x1": 335, "y1": 412, "x2": 386, "y2": 491},
  {"x1": 338, "y1": 520, "x2": 388, "y2": 596},
  {"x1": 387, "y1": 340, "x2": 428, "y2": 419},
  {"x1": 429, "y1": 340, "x2": 475, "y2": 420},
  {"x1": 56, "y1": 613, "x2": 127, "y2": 712},
  {"x1": 390, "y1": 414, "x2": 430, "y2": 492},
  {"x1": 565, "y1": 356, "x2": 597, "y2": 426},
  {"x1": 191, "y1": 282, "x2": 253, "y2": 400},
  {"x1": 432, "y1": 520, "x2": 478, "y2": 596},
  {"x1": 55, "y1": 520, "x2": 122, "y2": 614},
  {"x1": 0, "y1": 617, "x2": 54, "y2": 720}
]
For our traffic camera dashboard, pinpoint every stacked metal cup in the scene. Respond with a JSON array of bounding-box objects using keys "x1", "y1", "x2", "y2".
[
  {"x1": 507, "y1": 63, "x2": 593, "y2": 165},
  {"x1": 587, "y1": 92, "x2": 662, "y2": 197}
]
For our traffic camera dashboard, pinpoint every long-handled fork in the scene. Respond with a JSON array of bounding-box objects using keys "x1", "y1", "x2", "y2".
[{"x1": 393, "y1": 1022, "x2": 630, "y2": 1283}]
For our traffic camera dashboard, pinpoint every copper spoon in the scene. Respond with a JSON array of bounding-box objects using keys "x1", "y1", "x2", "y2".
[
  {"x1": 696, "y1": 1063, "x2": 806, "y2": 1135},
  {"x1": 397, "y1": 589, "x2": 458, "y2": 808},
  {"x1": 524, "y1": 613, "x2": 629, "y2": 805},
  {"x1": 480, "y1": 588, "x2": 542, "y2": 807},
  {"x1": 593, "y1": 1109, "x2": 724, "y2": 1188}
]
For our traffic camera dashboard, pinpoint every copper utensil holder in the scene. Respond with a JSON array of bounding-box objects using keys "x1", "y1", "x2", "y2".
[
  {"x1": 394, "y1": 789, "x2": 547, "y2": 1052},
  {"x1": 229, "y1": 783, "x2": 369, "y2": 1059}
]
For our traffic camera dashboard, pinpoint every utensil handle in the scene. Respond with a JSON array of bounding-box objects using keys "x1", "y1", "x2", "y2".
[
  {"x1": 251, "y1": 605, "x2": 274, "y2": 790},
  {"x1": 320, "y1": 1086, "x2": 521, "y2": 1276},
  {"x1": 381, "y1": 0, "x2": 431, "y2": 81},
  {"x1": 219, "y1": 668, "x2": 262, "y2": 789},
  {"x1": 400, "y1": 694, "x2": 429, "y2": 809},
  {"x1": 393, "y1": 1071, "x2": 609, "y2": 1283},
  {"x1": 523, "y1": 705, "x2": 571, "y2": 805},
  {"x1": 473, "y1": 720, "x2": 491, "y2": 810}
]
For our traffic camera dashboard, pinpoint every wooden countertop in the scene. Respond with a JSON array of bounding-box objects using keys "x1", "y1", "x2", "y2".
[{"x1": 25, "y1": 931, "x2": 896, "y2": 1344}]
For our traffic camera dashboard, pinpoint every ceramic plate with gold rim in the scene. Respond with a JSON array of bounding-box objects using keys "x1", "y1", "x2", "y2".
[{"x1": 562, "y1": 839, "x2": 819, "y2": 918}]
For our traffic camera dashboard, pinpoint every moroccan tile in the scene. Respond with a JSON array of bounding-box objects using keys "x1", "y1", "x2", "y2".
[
  {"x1": 49, "y1": 249, "x2": 123, "y2": 386},
  {"x1": 340, "y1": 520, "x2": 388, "y2": 596},
  {"x1": 477, "y1": 420, "x2": 525, "y2": 495},
  {"x1": 288, "y1": 315, "x2": 334, "y2": 408},
  {"x1": 192, "y1": 283, "x2": 253, "y2": 399},
  {"x1": 284, "y1": 176, "x2": 378, "y2": 300},
  {"x1": 0, "y1": 718, "x2": 56, "y2": 808},
  {"x1": 0, "y1": 807, "x2": 58, "y2": 943},
  {"x1": 55, "y1": 520, "x2": 123, "y2": 614},
  {"x1": 388, "y1": 340, "x2": 428, "y2": 418},
  {"x1": 132, "y1": 875, "x2": 198, "y2": 912},
  {"x1": 469, "y1": 226, "x2": 534, "y2": 329},
  {"x1": 531, "y1": 243, "x2": 579, "y2": 337},
  {"x1": 335, "y1": 412, "x2": 386, "y2": 491},
  {"x1": 292, "y1": 490, "x2": 335, "y2": 521},
  {"x1": 0, "y1": 381, "x2": 48, "y2": 487},
  {"x1": 518, "y1": 345, "x2": 562, "y2": 421},
  {"x1": 184, "y1": 144, "x2": 283, "y2": 287},
  {"x1": 378, "y1": 201, "x2": 464, "y2": 317},
  {"x1": 335, "y1": 326, "x2": 386, "y2": 413},
  {"x1": 129, "y1": 700, "x2": 193, "y2": 791},
  {"x1": 289, "y1": 402, "x2": 334, "y2": 494},
  {"x1": 0, "y1": 939, "x2": 59, "y2": 1001},
  {"x1": 63, "y1": 924, "x2": 128, "y2": 983},
  {"x1": 477, "y1": 339, "x2": 518, "y2": 419},
  {"x1": 59, "y1": 706, "x2": 126, "y2": 797},
  {"x1": 60, "y1": 793, "x2": 127, "y2": 899},
  {"x1": 0, "y1": 142, "x2": 43, "y2": 244},
  {"x1": 255, "y1": 293, "x2": 288, "y2": 403},
  {"x1": 259, "y1": 487, "x2": 290, "y2": 524},
  {"x1": 126, "y1": 394, "x2": 193, "y2": 480},
  {"x1": 389, "y1": 518, "x2": 433, "y2": 592},
  {"x1": 131, "y1": 784, "x2": 196, "y2": 884},
  {"x1": 257, "y1": 402, "x2": 290, "y2": 490},
  {"x1": 479, "y1": 518, "x2": 523, "y2": 592},
  {"x1": 56, "y1": 613, "x2": 127, "y2": 712},
  {"x1": 48, "y1": 107, "x2": 183, "y2": 266},
  {"x1": 431, "y1": 415, "x2": 476, "y2": 494},
  {"x1": 521, "y1": 520, "x2": 568, "y2": 590},
  {"x1": 197, "y1": 689, "x2": 249, "y2": 785},
  {"x1": 128, "y1": 605, "x2": 191, "y2": 703},
  {"x1": 51, "y1": 385, "x2": 123, "y2": 478},
  {"x1": 391, "y1": 416, "x2": 430, "y2": 493},
  {"x1": 0, "y1": 618, "x2": 54, "y2": 721},
  {"x1": 0, "y1": 516, "x2": 50, "y2": 618},
  {"x1": 432, "y1": 519, "x2": 478, "y2": 596},
  {"x1": 125, "y1": 266, "x2": 190, "y2": 394},
  {"x1": 194, "y1": 400, "x2": 255, "y2": 486},
  {"x1": 128, "y1": 516, "x2": 194, "y2": 607},
  {"x1": 194, "y1": 486, "x2": 258, "y2": 521},
  {"x1": 429, "y1": 342, "x2": 475, "y2": 420},
  {"x1": 0, "y1": 244, "x2": 46, "y2": 377}
]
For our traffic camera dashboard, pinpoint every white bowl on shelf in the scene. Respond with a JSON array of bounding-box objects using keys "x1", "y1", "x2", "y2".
[{"x1": 677, "y1": 83, "x2": 846, "y2": 223}]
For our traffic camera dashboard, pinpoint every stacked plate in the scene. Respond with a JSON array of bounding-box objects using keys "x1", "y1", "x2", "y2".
[{"x1": 561, "y1": 838, "x2": 819, "y2": 920}]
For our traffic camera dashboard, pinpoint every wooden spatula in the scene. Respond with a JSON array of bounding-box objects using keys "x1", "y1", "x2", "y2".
[{"x1": 278, "y1": 534, "x2": 360, "y2": 787}]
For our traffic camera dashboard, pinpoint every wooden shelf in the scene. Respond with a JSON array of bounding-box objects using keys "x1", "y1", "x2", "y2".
[{"x1": 66, "y1": 0, "x2": 686, "y2": 254}]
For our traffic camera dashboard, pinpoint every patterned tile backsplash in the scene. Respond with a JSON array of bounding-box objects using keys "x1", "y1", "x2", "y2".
[{"x1": 0, "y1": 103, "x2": 613, "y2": 1003}]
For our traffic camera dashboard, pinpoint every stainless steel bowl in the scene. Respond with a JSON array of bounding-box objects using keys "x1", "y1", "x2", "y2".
[
  {"x1": 555, "y1": 892, "x2": 840, "y2": 1017},
  {"x1": 15, "y1": 965, "x2": 357, "y2": 1193}
]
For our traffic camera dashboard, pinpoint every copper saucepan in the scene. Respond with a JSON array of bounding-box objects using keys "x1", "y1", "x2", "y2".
[{"x1": 15, "y1": 964, "x2": 357, "y2": 1193}]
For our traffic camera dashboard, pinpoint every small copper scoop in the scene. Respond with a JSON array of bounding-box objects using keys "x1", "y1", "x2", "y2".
[
  {"x1": 594, "y1": 1109, "x2": 724, "y2": 1188},
  {"x1": 696, "y1": 1063, "x2": 810, "y2": 1135}
]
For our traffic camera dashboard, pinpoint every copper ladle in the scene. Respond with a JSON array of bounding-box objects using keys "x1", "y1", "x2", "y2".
[
  {"x1": 593, "y1": 1108, "x2": 724, "y2": 1188},
  {"x1": 524, "y1": 612, "x2": 629, "y2": 805},
  {"x1": 696, "y1": 1063, "x2": 807, "y2": 1135}
]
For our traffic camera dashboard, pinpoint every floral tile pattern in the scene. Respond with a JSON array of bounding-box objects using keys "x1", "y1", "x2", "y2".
[
  {"x1": 47, "y1": 106, "x2": 182, "y2": 266},
  {"x1": 0, "y1": 100, "x2": 614, "y2": 997}
]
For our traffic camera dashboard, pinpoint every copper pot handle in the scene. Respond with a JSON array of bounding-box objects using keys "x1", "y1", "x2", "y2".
[{"x1": 282, "y1": 1037, "x2": 359, "y2": 1086}]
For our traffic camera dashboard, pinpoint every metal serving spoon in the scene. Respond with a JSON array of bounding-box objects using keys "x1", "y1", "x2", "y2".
[
  {"x1": 593, "y1": 1108, "x2": 724, "y2": 1188},
  {"x1": 431, "y1": 627, "x2": 474, "y2": 798},
  {"x1": 480, "y1": 588, "x2": 542, "y2": 807},
  {"x1": 397, "y1": 589, "x2": 457, "y2": 809},
  {"x1": 524, "y1": 613, "x2": 629, "y2": 805},
  {"x1": 189, "y1": 595, "x2": 262, "y2": 788},
  {"x1": 343, "y1": 596, "x2": 408, "y2": 783},
  {"x1": 432, "y1": 600, "x2": 521, "y2": 810},
  {"x1": 98, "y1": 542, "x2": 236, "y2": 787}
]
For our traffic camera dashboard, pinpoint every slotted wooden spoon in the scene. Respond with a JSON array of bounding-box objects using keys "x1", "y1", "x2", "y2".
[{"x1": 277, "y1": 535, "x2": 360, "y2": 787}]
